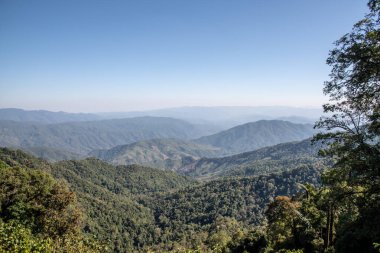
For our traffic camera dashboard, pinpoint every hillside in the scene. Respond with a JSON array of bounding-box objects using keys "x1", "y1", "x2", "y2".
[
  {"x1": 52, "y1": 158, "x2": 194, "y2": 195},
  {"x1": 143, "y1": 165, "x2": 323, "y2": 251},
  {"x1": 0, "y1": 116, "x2": 210, "y2": 157},
  {"x1": 0, "y1": 148, "x2": 194, "y2": 252},
  {"x1": 90, "y1": 138, "x2": 224, "y2": 170},
  {"x1": 0, "y1": 147, "x2": 324, "y2": 251},
  {"x1": 195, "y1": 120, "x2": 316, "y2": 155},
  {"x1": 180, "y1": 139, "x2": 327, "y2": 180}
]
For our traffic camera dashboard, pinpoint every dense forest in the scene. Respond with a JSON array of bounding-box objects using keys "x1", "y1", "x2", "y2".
[
  {"x1": 179, "y1": 138, "x2": 328, "y2": 180},
  {"x1": 0, "y1": 147, "x2": 323, "y2": 252}
]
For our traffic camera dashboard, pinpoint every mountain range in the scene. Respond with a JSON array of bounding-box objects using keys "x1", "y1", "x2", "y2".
[
  {"x1": 98, "y1": 106, "x2": 321, "y2": 127},
  {"x1": 0, "y1": 146, "x2": 324, "y2": 251},
  {"x1": 0, "y1": 107, "x2": 320, "y2": 127},
  {"x1": 87, "y1": 120, "x2": 317, "y2": 171},
  {"x1": 0, "y1": 108, "x2": 101, "y2": 124},
  {"x1": 0, "y1": 117, "x2": 215, "y2": 156},
  {"x1": 0, "y1": 107, "x2": 326, "y2": 252}
]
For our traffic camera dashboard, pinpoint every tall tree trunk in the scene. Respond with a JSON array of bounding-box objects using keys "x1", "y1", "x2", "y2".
[
  {"x1": 324, "y1": 204, "x2": 331, "y2": 249},
  {"x1": 329, "y1": 205, "x2": 334, "y2": 247}
]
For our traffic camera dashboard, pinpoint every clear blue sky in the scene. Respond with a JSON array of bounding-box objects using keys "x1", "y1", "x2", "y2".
[{"x1": 0, "y1": 0, "x2": 368, "y2": 112}]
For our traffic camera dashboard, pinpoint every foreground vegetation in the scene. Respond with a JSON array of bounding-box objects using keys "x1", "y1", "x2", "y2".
[{"x1": 0, "y1": 147, "x2": 324, "y2": 252}]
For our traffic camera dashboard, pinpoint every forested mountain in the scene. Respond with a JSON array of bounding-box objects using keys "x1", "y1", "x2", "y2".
[
  {"x1": 195, "y1": 120, "x2": 316, "y2": 155},
  {"x1": 89, "y1": 137, "x2": 325, "y2": 179},
  {"x1": 0, "y1": 117, "x2": 211, "y2": 156},
  {"x1": 49, "y1": 159, "x2": 195, "y2": 252},
  {"x1": 0, "y1": 148, "x2": 194, "y2": 252},
  {"x1": 90, "y1": 138, "x2": 224, "y2": 170},
  {"x1": 0, "y1": 108, "x2": 101, "y2": 123},
  {"x1": 0, "y1": 147, "x2": 324, "y2": 252},
  {"x1": 145, "y1": 165, "x2": 322, "y2": 251},
  {"x1": 180, "y1": 138, "x2": 327, "y2": 180}
]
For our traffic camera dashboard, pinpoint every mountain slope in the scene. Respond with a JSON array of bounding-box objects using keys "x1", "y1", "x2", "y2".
[
  {"x1": 90, "y1": 138, "x2": 224, "y2": 170},
  {"x1": 0, "y1": 148, "x2": 194, "y2": 252},
  {"x1": 195, "y1": 120, "x2": 316, "y2": 155},
  {"x1": 144, "y1": 165, "x2": 323, "y2": 251},
  {"x1": 0, "y1": 147, "x2": 324, "y2": 251},
  {"x1": 180, "y1": 138, "x2": 328, "y2": 180},
  {"x1": 0, "y1": 116, "x2": 209, "y2": 156}
]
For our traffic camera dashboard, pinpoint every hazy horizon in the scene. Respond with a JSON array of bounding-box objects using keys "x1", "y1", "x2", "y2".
[
  {"x1": 0, "y1": 105, "x2": 323, "y2": 114},
  {"x1": 1, "y1": 0, "x2": 367, "y2": 112}
]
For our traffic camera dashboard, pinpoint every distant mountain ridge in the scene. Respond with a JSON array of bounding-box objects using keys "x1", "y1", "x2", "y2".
[
  {"x1": 0, "y1": 107, "x2": 321, "y2": 129},
  {"x1": 90, "y1": 138, "x2": 224, "y2": 170},
  {"x1": 0, "y1": 108, "x2": 101, "y2": 124},
  {"x1": 99, "y1": 106, "x2": 321, "y2": 127},
  {"x1": 0, "y1": 108, "x2": 319, "y2": 162},
  {"x1": 195, "y1": 120, "x2": 316, "y2": 155},
  {"x1": 0, "y1": 117, "x2": 211, "y2": 156}
]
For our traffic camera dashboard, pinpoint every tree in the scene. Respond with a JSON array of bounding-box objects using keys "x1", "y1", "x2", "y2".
[
  {"x1": 0, "y1": 165, "x2": 82, "y2": 237},
  {"x1": 265, "y1": 196, "x2": 303, "y2": 251},
  {"x1": 0, "y1": 161, "x2": 106, "y2": 252},
  {"x1": 314, "y1": 0, "x2": 380, "y2": 190},
  {"x1": 314, "y1": 0, "x2": 380, "y2": 251}
]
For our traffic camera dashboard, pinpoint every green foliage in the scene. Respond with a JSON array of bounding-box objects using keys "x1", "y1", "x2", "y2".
[
  {"x1": 374, "y1": 243, "x2": 380, "y2": 252},
  {"x1": 265, "y1": 196, "x2": 302, "y2": 250},
  {"x1": 226, "y1": 2, "x2": 380, "y2": 253},
  {"x1": 50, "y1": 233, "x2": 109, "y2": 253},
  {"x1": 50, "y1": 158, "x2": 194, "y2": 252},
  {"x1": 144, "y1": 166, "x2": 322, "y2": 251},
  {"x1": 0, "y1": 220, "x2": 106, "y2": 253},
  {"x1": 0, "y1": 165, "x2": 81, "y2": 237},
  {"x1": 314, "y1": 0, "x2": 380, "y2": 194},
  {"x1": 0, "y1": 146, "x2": 327, "y2": 252},
  {"x1": 0, "y1": 148, "x2": 195, "y2": 251},
  {"x1": 0, "y1": 221, "x2": 51, "y2": 253},
  {"x1": 224, "y1": 228, "x2": 268, "y2": 253},
  {"x1": 312, "y1": 0, "x2": 380, "y2": 252},
  {"x1": 181, "y1": 138, "x2": 328, "y2": 180},
  {"x1": 0, "y1": 155, "x2": 106, "y2": 252}
]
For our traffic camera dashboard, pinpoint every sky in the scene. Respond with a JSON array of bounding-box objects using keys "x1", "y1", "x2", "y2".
[{"x1": 0, "y1": 0, "x2": 369, "y2": 112}]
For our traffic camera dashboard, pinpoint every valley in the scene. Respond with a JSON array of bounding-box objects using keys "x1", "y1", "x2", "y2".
[{"x1": 0, "y1": 103, "x2": 378, "y2": 252}]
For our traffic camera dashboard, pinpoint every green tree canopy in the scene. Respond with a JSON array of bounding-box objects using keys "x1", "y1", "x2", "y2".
[
  {"x1": 313, "y1": 1, "x2": 380, "y2": 251},
  {"x1": 315, "y1": 0, "x2": 380, "y2": 191}
]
